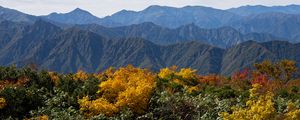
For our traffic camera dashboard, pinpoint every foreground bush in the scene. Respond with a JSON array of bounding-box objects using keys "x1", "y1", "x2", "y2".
[
  {"x1": 0, "y1": 60, "x2": 299, "y2": 119},
  {"x1": 78, "y1": 65, "x2": 156, "y2": 117},
  {"x1": 222, "y1": 84, "x2": 300, "y2": 120}
]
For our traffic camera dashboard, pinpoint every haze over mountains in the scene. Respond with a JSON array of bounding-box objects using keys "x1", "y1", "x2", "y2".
[
  {"x1": 1, "y1": 4, "x2": 300, "y2": 75},
  {"x1": 228, "y1": 4, "x2": 300, "y2": 16},
  {"x1": 76, "y1": 23, "x2": 281, "y2": 48},
  {"x1": 2, "y1": 4, "x2": 300, "y2": 40},
  {"x1": 0, "y1": 6, "x2": 36, "y2": 23}
]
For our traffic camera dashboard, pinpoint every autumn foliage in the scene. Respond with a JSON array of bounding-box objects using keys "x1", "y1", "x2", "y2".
[
  {"x1": 79, "y1": 65, "x2": 156, "y2": 116},
  {"x1": 221, "y1": 84, "x2": 276, "y2": 119},
  {"x1": 0, "y1": 97, "x2": 6, "y2": 109},
  {"x1": 0, "y1": 60, "x2": 299, "y2": 119}
]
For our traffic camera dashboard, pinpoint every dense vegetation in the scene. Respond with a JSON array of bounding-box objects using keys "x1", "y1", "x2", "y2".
[{"x1": 0, "y1": 60, "x2": 300, "y2": 120}]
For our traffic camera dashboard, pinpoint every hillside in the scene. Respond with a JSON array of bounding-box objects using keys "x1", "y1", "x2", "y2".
[
  {"x1": 0, "y1": 6, "x2": 36, "y2": 23},
  {"x1": 229, "y1": 13, "x2": 300, "y2": 41},
  {"x1": 78, "y1": 22, "x2": 281, "y2": 48},
  {"x1": 0, "y1": 20, "x2": 299, "y2": 75}
]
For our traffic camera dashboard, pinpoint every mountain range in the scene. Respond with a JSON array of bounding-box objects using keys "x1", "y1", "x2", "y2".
[
  {"x1": 76, "y1": 22, "x2": 281, "y2": 48},
  {"x1": 0, "y1": 6, "x2": 36, "y2": 23},
  {"x1": 1, "y1": 5, "x2": 300, "y2": 75},
  {"x1": 2, "y1": 5, "x2": 300, "y2": 41},
  {"x1": 228, "y1": 4, "x2": 300, "y2": 16},
  {"x1": 0, "y1": 20, "x2": 299, "y2": 75}
]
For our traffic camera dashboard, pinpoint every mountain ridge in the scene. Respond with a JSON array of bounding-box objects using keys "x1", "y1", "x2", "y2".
[
  {"x1": 1, "y1": 5, "x2": 300, "y2": 75},
  {"x1": 0, "y1": 20, "x2": 299, "y2": 75},
  {"x1": 77, "y1": 22, "x2": 283, "y2": 48},
  {"x1": 2, "y1": 5, "x2": 300, "y2": 41},
  {"x1": 227, "y1": 4, "x2": 300, "y2": 16}
]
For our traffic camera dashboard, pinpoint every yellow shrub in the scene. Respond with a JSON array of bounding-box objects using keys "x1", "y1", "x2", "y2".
[
  {"x1": 26, "y1": 115, "x2": 49, "y2": 120},
  {"x1": 78, "y1": 96, "x2": 118, "y2": 117},
  {"x1": 79, "y1": 65, "x2": 156, "y2": 116},
  {"x1": 0, "y1": 97, "x2": 6, "y2": 109},
  {"x1": 158, "y1": 67, "x2": 199, "y2": 94},
  {"x1": 158, "y1": 68, "x2": 175, "y2": 79},
  {"x1": 176, "y1": 68, "x2": 197, "y2": 79},
  {"x1": 93, "y1": 73, "x2": 103, "y2": 81},
  {"x1": 187, "y1": 86, "x2": 200, "y2": 93},
  {"x1": 103, "y1": 67, "x2": 116, "y2": 78},
  {"x1": 172, "y1": 78, "x2": 186, "y2": 87},
  {"x1": 284, "y1": 102, "x2": 300, "y2": 120},
  {"x1": 48, "y1": 72, "x2": 60, "y2": 86},
  {"x1": 36, "y1": 115, "x2": 49, "y2": 120},
  {"x1": 73, "y1": 70, "x2": 89, "y2": 81},
  {"x1": 221, "y1": 84, "x2": 276, "y2": 120}
]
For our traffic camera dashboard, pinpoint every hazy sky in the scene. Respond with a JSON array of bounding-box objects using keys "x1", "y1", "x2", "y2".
[{"x1": 1, "y1": 0, "x2": 300, "y2": 17}]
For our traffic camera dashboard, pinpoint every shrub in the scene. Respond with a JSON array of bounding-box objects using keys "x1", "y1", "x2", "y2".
[
  {"x1": 0, "y1": 97, "x2": 6, "y2": 109},
  {"x1": 79, "y1": 65, "x2": 156, "y2": 116},
  {"x1": 221, "y1": 84, "x2": 276, "y2": 120}
]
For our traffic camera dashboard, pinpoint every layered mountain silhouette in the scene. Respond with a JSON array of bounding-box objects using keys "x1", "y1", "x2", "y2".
[
  {"x1": 77, "y1": 22, "x2": 281, "y2": 48},
  {"x1": 43, "y1": 8, "x2": 100, "y2": 25},
  {"x1": 227, "y1": 4, "x2": 300, "y2": 16},
  {"x1": 0, "y1": 6, "x2": 36, "y2": 23},
  {"x1": 40, "y1": 5, "x2": 300, "y2": 42},
  {"x1": 98, "y1": 5, "x2": 240, "y2": 28},
  {"x1": 1, "y1": 5, "x2": 300, "y2": 41},
  {"x1": 221, "y1": 40, "x2": 300, "y2": 75},
  {"x1": 42, "y1": 8, "x2": 120, "y2": 27},
  {"x1": 228, "y1": 13, "x2": 300, "y2": 41},
  {"x1": 42, "y1": 5, "x2": 240, "y2": 28},
  {"x1": 0, "y1": 20, "x2": 299, "y2": 75},
  {"x1": 1, "y1": 5, "x2": 300, "y2": 75}
]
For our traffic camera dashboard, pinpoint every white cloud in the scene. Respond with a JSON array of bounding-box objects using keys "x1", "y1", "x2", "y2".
[{"x1": 0, "y1": 0, "x2": 300, "y2": 17}]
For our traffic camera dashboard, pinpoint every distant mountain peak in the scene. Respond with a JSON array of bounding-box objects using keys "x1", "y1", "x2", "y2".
[
  {"x1": 46, "y1": 8, "x2": 92, "y2": 16},
  {"x1": 146, "y1": 5, "x2": 163, "y2": 9},
  {"x1": 145, "y1": 5, "x2": 211, "y2": 10},
  {"x1": 118, "y1": 9, "x2": 129, "y2": 13},
  {"x1": 144, "y1": 5, "x2": 173, "y2": 11},
  {"x1": 69, "y1": 8, "x2": 92, "y2": 15},
  {"x1": 113, "y1": 9, "x2": 136, "y2": 15},
  {"x1": 74, "y1": 8, "x2": 83, "y2": 11},
  {"x1": 182, "y1": 5, "x2": 215, "y2": 10},
  {"x1": 43, "y1": 7, "x2": 101, "y2": 25},
  {"x1": 0, "y1": 5, "x2": 36, "y2": 23}
]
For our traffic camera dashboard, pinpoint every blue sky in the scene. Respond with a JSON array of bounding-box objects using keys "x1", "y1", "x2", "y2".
[{"x1": 0, "y1": 0, "x2": 300, "y2": 17}]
